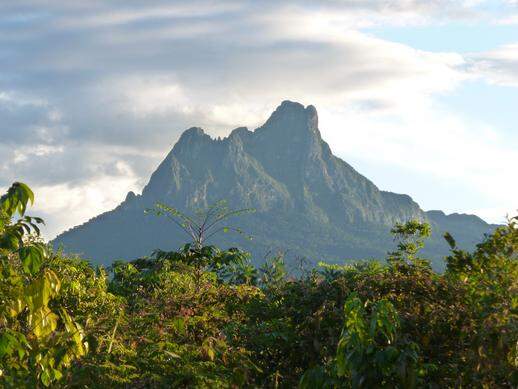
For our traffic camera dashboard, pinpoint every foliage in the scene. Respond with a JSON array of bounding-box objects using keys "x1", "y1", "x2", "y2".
[
  {"x1": 443, "y1": 216, "x2": 518, "y2": 385},
  {"x1": 388, "y1": 219, "x2": 432, "y2": 269},
  {"x1": 150, "y1": 244, "x2": 251, "y2": 274},
  {"x1": 0, "y1": 183, "x2": 87, "y2": 387},
  {"x1": 300, "y1": 294, "x2": 422, "y2": 388},
  {"x1": 148, "y1": 200, "x2": 254, "y2": 249},
  {"x1": 90, "y1": 252, "x2": 262, "y2": 387},
  {"x1": 1, "y1": 183, "x2": 516, "y2": 388},
  {"x1": 336, "y1": 295, "x2": 421, "y2": 387}
]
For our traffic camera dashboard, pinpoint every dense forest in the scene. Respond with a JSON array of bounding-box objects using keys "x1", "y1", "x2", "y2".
[{"x1": 1, "y1": 182, "x2": 516, "y2": 388}]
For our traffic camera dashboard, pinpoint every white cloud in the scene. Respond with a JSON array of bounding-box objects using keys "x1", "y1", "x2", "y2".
[
  {"x1": 467, "y1": 43, "x2": 518, "y2": 86},
  {"x1": 319, "y1": 100, "x2": 518, "y2": 224},
  {"x1": 55, "y1": 3, "x2": 242, "y2": 30},
  {"x1": 496, "y1": 13, "x2": 518, "y2": 24},
  {"x1": 31, "y1": 172, "x2": 142, "y2": 240},
  {"x1": 113, "y1": 77, "x2": 192, "y2": 117},
  {"x1": 12, "y1": 144, "x2": 64, "y2": 164},
  {"x1": 88, "y1": 28, "x2": 468, "y2": 131}
]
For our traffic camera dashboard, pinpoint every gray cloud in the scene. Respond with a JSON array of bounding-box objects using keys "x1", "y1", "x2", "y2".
[
  {"x1": 0, "y1": 1, "x2": 497, "y2": 157},
  {"x1": 0, "y1": 0, "x2": 515, "y2": 237},
  {"x1": 0, "y1": 143, "x2": 156, "y2": 188},
  {"x1": 0, "y1": 97, "x2": 63, "y2": 145}
]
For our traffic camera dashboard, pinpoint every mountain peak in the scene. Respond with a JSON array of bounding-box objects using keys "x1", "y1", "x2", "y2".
[
  {"x1": 229, "y1": 126, "x2": 251, "y2": 139},
  {"x1": 258, "y1": 100, "x2": 319, "y2": 138},
  {"x1": 271, "y1": 100, "x2": 317, "y2": 120},
  {"x1": 173, "y1": 126, "x2": 212, "y2": 152},
  {"x1": 278, "y1": 100, "x2": 305, "y2": 112},
  {"x1": 53, "y1": 101, "x2": 495, "y2": 270},
  {"x1": 179, "y1": 126, "x2": 206, "y2": 140}
]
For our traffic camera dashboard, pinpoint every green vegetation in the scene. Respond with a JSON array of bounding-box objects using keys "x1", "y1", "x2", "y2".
[
  {"x1": 1, "y1": 183, "x2": 516, "y2": 387},
  {"x1": 147, "y1": 200, "x2": 255, "y2": 250},
  {"x1": 0, "y1": 183, "x2": 87, "y2": 386}
]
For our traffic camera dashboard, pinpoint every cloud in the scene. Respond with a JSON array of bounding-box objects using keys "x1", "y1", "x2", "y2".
[
  {"x1": 497, "y1": 14, "x2": 518, "y2": 24},
  {"x1": 31, "y1": 173, "x2": 143, "y2": 240},
  {"x1": 0, "y1": 0, "x2": 515, "y2": 238},
  {"x1": 319, "y1": 101, "x2": 518, "y2": 224},
  {"x1": 0, "y1": 91, "x2": 67, "y2": 145},
  {"x1": 1, "y1": 1, "x2": 471, "y2": 145},
  {"x1": 467, "y1": 43, "x2": 518, "y2": 86}
]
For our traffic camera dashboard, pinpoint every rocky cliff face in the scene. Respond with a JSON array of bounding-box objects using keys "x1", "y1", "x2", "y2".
[{"x1": 52, "y1": 101, "x2": 496, "y2": 269}]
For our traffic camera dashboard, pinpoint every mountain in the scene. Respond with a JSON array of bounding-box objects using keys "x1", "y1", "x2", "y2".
[{"x1": 52, "y1": 101, "x2": 497, "y2": 270}]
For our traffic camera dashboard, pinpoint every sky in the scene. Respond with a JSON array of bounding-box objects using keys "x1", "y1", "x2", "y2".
[{"x1": 1, "y1": 0, "x2": 517, "y2": 240}]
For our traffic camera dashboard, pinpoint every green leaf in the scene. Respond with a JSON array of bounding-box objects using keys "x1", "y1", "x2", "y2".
[
  {"x1": 20, "y1": 245, "x2": 45, "y2": 275},
  {"x1": 41, "y1": 368, "x2": 52, "y2": 387},
  {"x1": 444, "y1": 232, "x2": 456, "y2": 249},
  {"x1": 0, "y1": 182, "x2": 34, "y2": 217},
  {"x1": 164, "y1": 350, "x2": 182, "y2": 359},
  {"x1": 0, "y1": 231, "x2": 20, "y2": 250},
  {"x1": 171, "y1": 317, "x2": 187, "y2": 336},
  {"x1": 30, "y1": 306, "x2": 58, "y2": 338},
  {"x1": 52, "y1": 368, "x2": 63, "y2": 381}
]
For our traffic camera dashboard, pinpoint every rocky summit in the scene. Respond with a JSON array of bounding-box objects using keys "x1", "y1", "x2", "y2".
[{"x1": 52, "y1": 101, "x2": 496, "y2": 269}]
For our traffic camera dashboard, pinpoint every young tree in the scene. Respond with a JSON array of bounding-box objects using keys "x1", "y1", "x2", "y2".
[
  {"x1": 148, "y1": 200, "x2": 254, "y2": 250},
  {"x1": 387, "y1": 220, "x2": 431, "y2": 269}
]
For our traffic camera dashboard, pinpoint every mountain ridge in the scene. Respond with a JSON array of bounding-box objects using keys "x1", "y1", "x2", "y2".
[{"x1": 52, "y1": 101, "x2": 497, "y2": 269}]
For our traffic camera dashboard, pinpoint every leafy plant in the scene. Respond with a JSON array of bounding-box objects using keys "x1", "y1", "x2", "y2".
[
  {"x1": 300, "y1": 293, "x2": 423, "y2": 389},
  {"x1": 0, "y1": 183, "x2": 87, "y2": 387},
  {"x1": 148, "y1": 200, "x2": 254, "y2": 250},
  {"x1": 258, "y1": 254, "x2": 287, "y2": 289},
  {"x1": 388, "y1": 220, "x2": 432, "y2": 269},
  {"x1": 336, "y1": 294, "x2": 421, "y2": 388},
  {"x1": 443, "y1": 215, "x2": 518, "y2": 386}
]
